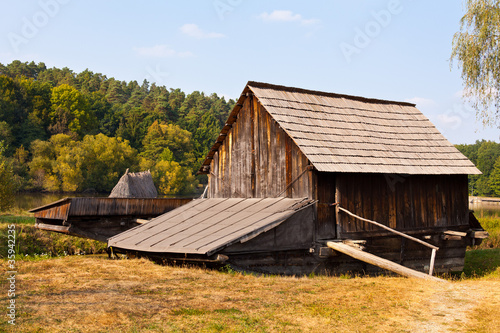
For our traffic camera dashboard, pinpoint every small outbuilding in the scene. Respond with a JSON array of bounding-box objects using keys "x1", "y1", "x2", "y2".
[
  {"x1": 109, "y1": 81, "x2": 484, "y2": 276},
  {"x1": 109, "y1": 169, "x2": 158, "y2": 198}
]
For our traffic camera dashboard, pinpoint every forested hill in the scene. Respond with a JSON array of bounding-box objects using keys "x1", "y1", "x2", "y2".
[
  {"x1": 456, "y1": 141, "x2": 500, "y2": 198},
  {"x1": 0, "y1": 60, "x2": 234, "y2": 195}
]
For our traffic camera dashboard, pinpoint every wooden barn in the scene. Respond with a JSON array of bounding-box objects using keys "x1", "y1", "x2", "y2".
[{"x1": 109, "y1": 81, "x2": 485, "y2": 276}]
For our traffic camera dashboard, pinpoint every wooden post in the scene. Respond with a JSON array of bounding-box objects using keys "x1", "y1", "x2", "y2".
[
  {"x1": 335, "y1": 176, "x2": 340, "y2": 239},
  {"x1": 429, "y1": 248, "x2": 437, "y2": 276}
]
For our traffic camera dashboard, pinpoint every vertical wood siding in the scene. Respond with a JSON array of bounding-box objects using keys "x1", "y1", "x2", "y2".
[
  {"x1": 208, "y1": 95, "x2": 311, "y2": 198},
  {"x1": 336, "y1": 173, "x2": 469, "y2": 235}
]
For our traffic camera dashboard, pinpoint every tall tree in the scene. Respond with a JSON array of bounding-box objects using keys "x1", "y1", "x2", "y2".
[
  {"x1": 0, "y1": 143, "x2": 17, "y2": 210},
  {"x1": 451, "y1": 0, "x2": 500, "y2": 126},
  {"x1": 49, "y1": 84, "x2": 96, "y2": 137}
]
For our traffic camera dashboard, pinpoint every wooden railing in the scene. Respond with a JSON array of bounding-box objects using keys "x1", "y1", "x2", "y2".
[{"x1": 337, "y1": 206, "x2": 439, "y2": 276}]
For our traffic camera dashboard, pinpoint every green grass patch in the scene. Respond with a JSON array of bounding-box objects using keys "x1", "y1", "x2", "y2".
[
  {"x1": 0, "y1": 214, "x2": 35, "y2": 225},
  {"x1": 463, "y1": 248, "x2": 500, "y2": 279},
  {"x1": 172, "y1": 308, "x2": 208, "y2": 316}
]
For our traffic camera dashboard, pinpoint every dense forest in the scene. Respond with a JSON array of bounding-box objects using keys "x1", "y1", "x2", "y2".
[
  {"x1": 0, "y1": 60, "x2": 234, "y2": 202},
  {"x1": 456, "y1": 140, "x2": 500, "y2": 197}
]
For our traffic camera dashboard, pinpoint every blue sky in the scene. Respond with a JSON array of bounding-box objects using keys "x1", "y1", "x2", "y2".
[{"x1": 1, "y1": 0, "x2": 498, "y2": 144}]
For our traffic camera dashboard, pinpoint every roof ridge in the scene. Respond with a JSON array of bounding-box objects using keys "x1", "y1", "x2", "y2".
[{"x1": 247, "y1": 81, "x2": 416, "y2": 107}]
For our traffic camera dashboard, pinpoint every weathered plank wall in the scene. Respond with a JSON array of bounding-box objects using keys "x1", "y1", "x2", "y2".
[
  {"x1": 336, "y1": 173, "x2": 469, "y2": 236},
  {"x1": 315, "y1": 172, "x2": 337, "y2": 240},
  {"x1": 209, "y1": 94, "x2": 311, "y2": 198}
]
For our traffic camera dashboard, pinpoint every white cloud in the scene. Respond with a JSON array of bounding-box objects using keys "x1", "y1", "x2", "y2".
[
  {"x1": 134, "y1": 45, "x2": 193, "y2": 58},
  {"x1": 180, "y1": 24, "x2": 225, "y2": 39},
  {"x1": 258, "y1": 10, "x2": 320, "y2": 26},
  {"x1": 404, "y1": 97, "x2": 437, "y2": 108}
]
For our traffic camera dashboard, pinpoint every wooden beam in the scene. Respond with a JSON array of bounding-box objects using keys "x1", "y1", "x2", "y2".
[
  {"x1": 326, "y1": 241, "x2": 446, "y2": 282},
  {"x1": 443, "y1": 230, "x2": 467, "y2": 237},
  {"x1": 35, "y1": 223, "x2": 70, "y2": 233},
  {"x1": 471, "y1": 231, "x2": 489, "y2": 239}
]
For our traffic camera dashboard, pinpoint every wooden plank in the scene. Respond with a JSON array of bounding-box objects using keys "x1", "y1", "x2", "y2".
[
  {"x1": 35, "y1": 223, "x2": 70, "y2": 233},
  {"x1": 444, "y1": 230, "x2": 467, "y2": 237},
  {"x1": 327, "y1": 241, "x2": 445, "y2": 281},
  {"x1": 285, "y1": 134, "x2": 293, "y2": 197},
  {"x1": 250, "y1": 94, "x2": 256, "y2": 197},
  {"x1": 472, "y1": 231, "x2": 489, "y2": 239},
  {"x1": 335, "y1": 174, "x2": 340, "y2": 238}
]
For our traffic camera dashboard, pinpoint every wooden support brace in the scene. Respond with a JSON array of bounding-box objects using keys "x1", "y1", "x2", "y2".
[{"x1": 327, "y1": 241, "x2": 446, "y2": 281}]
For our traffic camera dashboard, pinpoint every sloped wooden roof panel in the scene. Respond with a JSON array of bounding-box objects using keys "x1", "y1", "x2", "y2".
[
  {"x1": 198, "y1": 81, "x2": 481, "y2": 175},
  {"x1": 108, "y1": 197, "x2": 312, "y2": 256}
]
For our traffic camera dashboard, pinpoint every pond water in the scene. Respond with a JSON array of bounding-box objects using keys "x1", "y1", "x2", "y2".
[{"x1": 469, "y1": 202, "x2": 500, "y2": 218}]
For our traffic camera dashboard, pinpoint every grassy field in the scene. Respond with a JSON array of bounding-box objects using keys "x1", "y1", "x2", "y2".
[
  {"x1": 0, "y1": 255, "x2": 499, "y2": 333},
  {"x1": 0, "y1": 213, "x2": 499, "y2": 332}
]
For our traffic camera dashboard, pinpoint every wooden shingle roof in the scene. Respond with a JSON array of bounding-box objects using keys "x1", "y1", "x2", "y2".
[
  {"x1": 199, "y1": 81, "x2": 481, "y2": 175},
  {"x1": 108, "y1": 197, "x2": 312, "y2": 256}
]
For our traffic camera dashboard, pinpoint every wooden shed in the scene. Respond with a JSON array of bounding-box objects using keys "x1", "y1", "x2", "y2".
[
  {"x1": 110, "y1": 81, "x2": 484, "y2": 276},
  {"x1": 109, "y1": 169, "x2": 158, "y2": 198}
]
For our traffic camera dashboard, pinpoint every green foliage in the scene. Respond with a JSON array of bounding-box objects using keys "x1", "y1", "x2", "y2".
[
  {"x1": 152, "y1": 160, "x2": 198, "y2": 195},
  {"x1": 490, "y1": 157, "x2": 500, "y2": 196},
  {"x1": 451, "y1": 0, "x2": 500, "y2": 126},
  {"x1": 77, "y1": 134, "x2": 138, "y2": 192},
  {"x1": 50, "y1": 84, "x2": 96, "y2": 137},
  {"x1": 473, "y1": 216, "x2": 500, "y2": 249},
  {"x1": 28, "y1": 133, "x2": 137, "y2": 192},
  {"x1": 0, "y1": 158, "x2": 16, "y2": 211},
  {"x1": 0, "y1": 60, "x2": 235, "y2": 195},
  {"x1": 456, "y1": 140, "x2": 500, "y2": 196}
]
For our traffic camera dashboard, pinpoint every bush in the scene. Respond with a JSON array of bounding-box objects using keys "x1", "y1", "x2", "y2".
[{"x1": 471, "y1": 217, "x2": 500, "y2": 250}]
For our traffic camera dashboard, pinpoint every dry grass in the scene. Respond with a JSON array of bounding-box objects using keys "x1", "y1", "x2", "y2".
[
  {"x1": 461, "y1": 280, "x2": 500, "y2": 333},
  {"x1": 1, "y1": 255, "x2": 499, "y2": 333}
]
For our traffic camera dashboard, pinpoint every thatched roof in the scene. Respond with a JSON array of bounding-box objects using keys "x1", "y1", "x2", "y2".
[
  {"x1": 109, "y1": 169, "x2": 158, "y2": 198},
  {"x1": 199, "y1": 81, "x2": 481, "y2": 175}
]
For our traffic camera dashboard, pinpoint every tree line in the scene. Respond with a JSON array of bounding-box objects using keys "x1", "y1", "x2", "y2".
[
  {"x1": 456, "y1": 140, "x2": 500, "y2": 197},
  {"x1": 0, "y1": 60, "x2": 234, "y2": 201}
]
